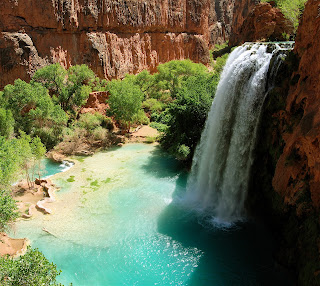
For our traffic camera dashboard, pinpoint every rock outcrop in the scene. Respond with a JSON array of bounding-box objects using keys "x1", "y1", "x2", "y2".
[
  {"x1": 230, "y1": 2, "x2": 294, "y2": 45},
  {"x1": 249, "y1": 1, "x2": 320, "y2": 285},
  {"x1": 274, "y1": 0, "x2": 320, "y2": 212},
  {"x1": 0, "y1": 0, "x2": 253, "y2": 89},
  {"x1": 80, "y1": 91, "x2": 109, "y2": 114}
]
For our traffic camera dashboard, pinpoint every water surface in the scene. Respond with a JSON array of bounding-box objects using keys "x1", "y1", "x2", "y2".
[{"x1": 12, "y1": 144, "x2": 292, "y2": 285}]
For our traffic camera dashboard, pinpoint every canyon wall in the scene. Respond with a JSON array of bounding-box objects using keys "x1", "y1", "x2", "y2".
[
  {"x1": 250, "y1": 0, "x2": 320, "y2": 285},
  {"x1": 0, "y1": 0, "x2": 257, "y2": 89},
  {"x1": 230, "y1": 2, "x2": 293, "y2": 45}
]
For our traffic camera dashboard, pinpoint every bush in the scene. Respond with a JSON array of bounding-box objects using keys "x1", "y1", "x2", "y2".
[
  {"x1": 160, "y1": 74, "x2": 215, "y2": 161},
  {"x1": 0, "y1": 190, "x2": 19, "y2": 232},
  {"x1": 75, "y1": 112, "x2": 112, "y2": 134},
  {"x1": 76, "y1": 113, "x2": 101, "y2": 132},
  {"x1": 0, "y1": 108, "x2": 14, "y2": 138},
  {"x1": 176, "y1": 144, "x2": 190, "y2": 161},
  {"x1": 132, "y1": 110, "x2": 150, "y2": 125},
  {"x1": 107, "y1": 78, "x2": 144, "y2": 131},
  {"x1": 142, "y1": 98, "x2": 164, "y2": 113},
  {"x1": 92, "y1": 126, "x2": 109, "y2": 141},
  {"x1": 150, "y1": 122, "x2": 168, "y2": 133},
  {"x1": 145, "y1": 136, "x2": 158, "y2": 144},
  {"x1": 0, "y1": 247, "x2": 63, "y2": 286}
]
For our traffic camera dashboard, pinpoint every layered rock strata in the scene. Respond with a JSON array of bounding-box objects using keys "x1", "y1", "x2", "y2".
[{"x1": 0, "y1": 0, "x2": 256, "y2": 88}]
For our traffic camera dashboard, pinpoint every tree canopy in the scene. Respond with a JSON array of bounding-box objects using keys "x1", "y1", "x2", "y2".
[
  {"x1": 107, "y1": 78, "x2": 144, "y2": 130},
  {"x1": 32, "y1": 64, "x2": 97, "y2": 117}
]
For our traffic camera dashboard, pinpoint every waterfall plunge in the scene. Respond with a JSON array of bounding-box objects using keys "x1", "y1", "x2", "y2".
[{"x1": 184, "y1": 43, "x2": 293, "y2": 226}]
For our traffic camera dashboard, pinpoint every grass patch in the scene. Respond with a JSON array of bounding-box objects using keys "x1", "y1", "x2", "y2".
[
  {"x1": 67, "y1": 176, "x2": 75, "y2": 182},
  {"x1": 145, "y1": 136, "x2": 158, "y2": 144},
  {"x1": 90, "y1": 180, "x2": 100, "y2": 187},
  {"x1": 102, "y1": 178, "x2": 111, "y2": 184}
]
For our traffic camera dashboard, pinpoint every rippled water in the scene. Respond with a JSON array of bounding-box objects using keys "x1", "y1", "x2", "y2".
[{"x1": 12, "y1": 144, "x2": 292, "y2": 286}]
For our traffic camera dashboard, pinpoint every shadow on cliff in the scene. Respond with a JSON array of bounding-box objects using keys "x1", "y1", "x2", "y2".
[{"x1": 157, "y1": 173, "x2": 295, "y2": 286}]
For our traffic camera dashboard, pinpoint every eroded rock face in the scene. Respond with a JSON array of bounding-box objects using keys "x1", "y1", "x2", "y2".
[
  {"x1": 230, "y1": 2, "x2": 294, "y2": 46},
  {"x1": 0, "y1": 0, "x2": 257, "y2": 88},
  {"x1": 0, "y1": 0, "x2": 265, "y2": 88},
  {"x1": 250, "y1": 1, "x2": 320, "y2": 285},
  {"x1": 273, "y1": 0, "x2": 320, "y2": 222}
]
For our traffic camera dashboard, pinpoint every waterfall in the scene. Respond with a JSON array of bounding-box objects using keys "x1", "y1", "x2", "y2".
[{"x1": 184, "y1": 42, "x2": 293, "y2": 227}]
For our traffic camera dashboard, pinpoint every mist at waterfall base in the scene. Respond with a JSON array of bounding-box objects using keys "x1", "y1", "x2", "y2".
[
  {"x1": 13, "y1": 144, "x2": 292, "y2": 285},
  {"x1": 184, "y1": 43, "x2": 292, "y2": 227}
]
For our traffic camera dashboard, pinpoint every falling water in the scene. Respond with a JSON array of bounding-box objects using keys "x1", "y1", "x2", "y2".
[{"x1": 185, "y1": 42, "x2": 293, "y2": 226}]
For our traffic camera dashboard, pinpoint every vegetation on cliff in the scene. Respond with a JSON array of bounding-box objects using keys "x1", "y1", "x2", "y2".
[{"x1": 262, "y1": 0, "x2": 307, "y2": 30}]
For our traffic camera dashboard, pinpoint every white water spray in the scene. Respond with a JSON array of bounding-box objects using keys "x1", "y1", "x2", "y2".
[{"x1": 184, "y1": 43, "x2": 293, "y2": 226}]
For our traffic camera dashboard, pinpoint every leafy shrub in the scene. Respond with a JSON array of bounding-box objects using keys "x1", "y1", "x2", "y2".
[
  {"x1": 132, "y1": 110, "x2": 150, "y2": 125},
  {"x1": 145, "y1": 136, "x2": 158, "y2": 144},
  {"x1": 76, "y1": 113, "x2": 101, "y2": 132},
  {"x1": 176, "y1": 144, "x2": 190, "y2": 161},
  {"x1": 107, "y1": 78, "x2": 144, "y2": 131},
  {"x1": 150, "y1": 122, "x2": 168, "y2": 133},
  {"x1": 160, "y1": 74, "x2": 215, "y2": 161},
  {"x1": 92, "y1": 126, "x2": 109, "y2": 141},
  {"x1": 0, "y1": 247, "x2": 63, "y2": 286},
  {"x1": 0, "y1": 190, "x2": 19, "y2": 232},
  {"x1": 0, "y1": 108, "x2": 14, "y2": 138},
  {"x1": 212, "y1": 54, "x2": 229, "y2": 76},
  {"x1": 142, "y1": 98, "x2": 164, "y2": 113}
]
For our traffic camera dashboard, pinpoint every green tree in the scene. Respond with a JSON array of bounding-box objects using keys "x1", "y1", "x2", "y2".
[
  {"x1": 129, "y1": 60, "x2": 209, "y2": 103},
  {"x1": 0, "y1": 136, "x2": 22, "y2": 188},
  {"x1": 30, "y1": 136, "x2": 46, "y2": 181},
  {"x1": 0, "y1": 108, "x2": 14, "y2": 138},
  {"x1": 0, "y1": 248, "x2": 63, "y2": 286},
  {"x1": 32, "y1": 64, "x2": 96, "y2": 117},
  {"x1": 107, "y1": 78, "x2": 144, "y2": 131},
  {"x1": 155, "y1": 60, "x2": 208, "y2": 98},
  {"x1": 2, "y1": 79, "x2": 67, "y2": 149},
  {"x1": 31, "y1": 63, "x2": 67, "y2": 97},
  {"x1": 0, "y1": 190, "x2": 19, "y2": 232},
  {"x1": 15, "y1": 132, "x2": 46, "y2": 189},
  {"x1": 160, "y1": 74, "x2": 215, "y2": 161}
]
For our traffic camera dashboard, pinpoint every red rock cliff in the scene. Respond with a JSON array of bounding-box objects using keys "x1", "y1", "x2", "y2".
[
  {"x1": 230, "y1": 2, "x2": 294, "y2": 45},
  {"x1": 273, "y1": 0, "x2": 320, "y2": 224},
  {"x1": 0, "y1": 0, "x2": 260, "y2": 89},
  {"x1": 249, "y1": 0, "x2": 320, "y2": 284}
]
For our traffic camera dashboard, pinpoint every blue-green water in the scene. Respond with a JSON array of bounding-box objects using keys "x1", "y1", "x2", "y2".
[
  {"x1": 24, "y1": 158, "x2": 73, "y2": 182},
  {"x1": 13, "y1": 144, "x2": 292, "y2": 286}
]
